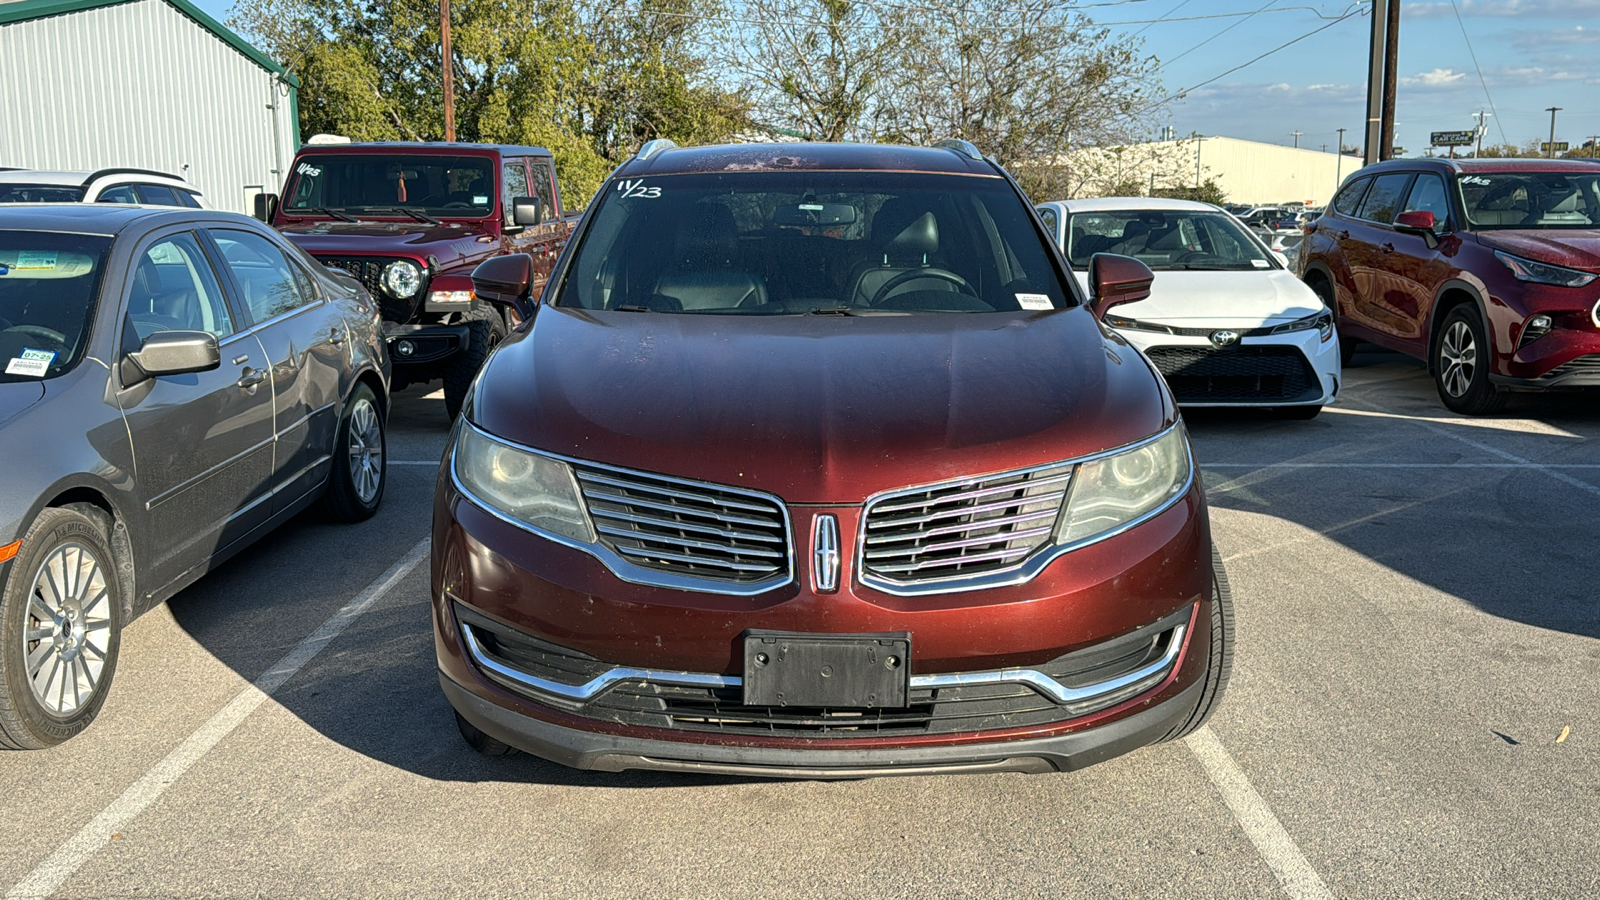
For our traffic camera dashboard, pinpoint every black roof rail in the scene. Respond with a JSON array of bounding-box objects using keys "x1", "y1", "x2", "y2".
[
  {"x1": 635, "y1": 139, "x2": 678, "y2": 161},
  {"x1": 79, "y1": 168, "x2": 189, "y2": 187},
  {"x1": 933, "y1": 139, "x2": 984, "y2": 161}
]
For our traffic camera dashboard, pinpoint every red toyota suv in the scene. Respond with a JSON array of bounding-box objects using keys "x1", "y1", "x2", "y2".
[
  {"x1": 1299, "y1": 157, "x2": 1600, "y2": 413},
  {"x1": 431, "y1": 140, "x2": 1232, "y2": 778}
]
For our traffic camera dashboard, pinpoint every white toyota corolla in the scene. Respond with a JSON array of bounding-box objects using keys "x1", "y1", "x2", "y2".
[{"x1": 1036, "y1": 198, "x2": 1340, "y2": 419}]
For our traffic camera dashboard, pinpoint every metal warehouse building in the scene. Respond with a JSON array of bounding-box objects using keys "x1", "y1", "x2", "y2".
[{"x1": 0, "y1": 0, "x2": 298, "y2": 213}]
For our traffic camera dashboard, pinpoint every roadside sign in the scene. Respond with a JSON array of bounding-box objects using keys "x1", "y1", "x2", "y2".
[
  {"x1": 1541, "y1": 142, "x2": 1570, "y2": 153},
  {"x1": 1431, "y1": 131, "x2": 1476, "y2": 147}
]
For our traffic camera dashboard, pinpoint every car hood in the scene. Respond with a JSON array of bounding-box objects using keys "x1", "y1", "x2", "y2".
[
  {"x1": 1071, "y1": 269, "x2": 1324, "y2": 327},
  {"x1": 0, "y1": 381, "x2": 45, "y2": 427},
  {"x1": 277, "y1": 220, "x2": 496, "y2": 267},
  {"x1": 470, "y1": 307, "x2": 1173, "y2": 504},
  {"x1": 1473, "y1": 231, "x2": 1600, "y2": 270}
]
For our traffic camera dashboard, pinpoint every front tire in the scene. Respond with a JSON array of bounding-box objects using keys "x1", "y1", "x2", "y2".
[
  {"x1": 1272, "y1": 405, "x2": 1322, "y2": 420},
  {"x1": 1161, "y1": 546, "x2": 1234, "y2": 742},
  {"x1": 319, "y1": 384, "x2": 386, "y2": 522},
  {"x1": 443, "y1": 309, "x2": 507, "y2": 422},
  {"x1": 1435, "y1": 305, "x2": 1507, "y2": 415},
  {"x1": 455, "y1": 711, "x2": 515, "y2": 757},
  {"x1": 0, "y1": 509, "x2": 124, "y2": 749}
]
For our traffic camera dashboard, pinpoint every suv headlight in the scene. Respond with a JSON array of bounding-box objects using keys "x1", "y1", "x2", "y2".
[
  {"x1": 1494, "y1": 251, "x2": 1597, "y2": 288},
  {"x1": 1270, "y1": 309, "x2": 1335, "y2": 342},
  {"x1": 1054, "y1": 426, "x2": 1192, "y2": 545},
  {"x1": 383, "y1": 259, "x2": 423, "y2": 298},
  {"x1": 454, "y1": 426, "x2": 595, "y2": 543}
]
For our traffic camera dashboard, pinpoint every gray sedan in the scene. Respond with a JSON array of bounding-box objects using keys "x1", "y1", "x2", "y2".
[{"x1": 0, "y1": 205, "x2": 390, "y2": 749}]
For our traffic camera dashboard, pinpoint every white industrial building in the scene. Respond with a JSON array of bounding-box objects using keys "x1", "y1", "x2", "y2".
[
  {"x1": 1062, "y1": 136, "x2": 1361, "y2": 207},
  {"x1": 0, "y1": 0, "x2": 298, "y2": 213}
]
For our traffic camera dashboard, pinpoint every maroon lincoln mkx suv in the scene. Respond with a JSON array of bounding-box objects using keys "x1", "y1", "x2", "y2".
[{"x1": 430, "y1": 140, "x2": 1232, "y2": 778}]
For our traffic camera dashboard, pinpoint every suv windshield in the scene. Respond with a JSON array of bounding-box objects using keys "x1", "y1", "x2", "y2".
[
  {"x1": 283, "y1": 154, "x2": 495, "y2": 217},
  {"x1": 0, "y1": 184, "x2": 87, "y2": 203},
  {"x1": 1065, "y1": 210, "x2": 1273, "y2": 270},
  {"x1": 559, "y1": 171, "x2": 1068, "y2": 314},
  {"x1": 1458, "y1": 171, "x2": 1600, "y2": 229},
  {"x1": 0, "y1": 231, "x2": 112, "y2": 382}
]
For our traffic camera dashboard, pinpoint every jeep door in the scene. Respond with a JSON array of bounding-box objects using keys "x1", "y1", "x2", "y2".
[
  {"x1": 501, "y1": 157, "x2": 568, "y2": 312},
  {"x1": 113, "y1": 229, "x2": 274, "y2": 588},
  {"x1": 206, "y1": 227, "x2": 346, "y2": 513}
]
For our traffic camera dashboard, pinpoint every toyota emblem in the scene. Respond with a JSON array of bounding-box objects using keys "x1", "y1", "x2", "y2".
[{"x1": 1209, "y1": 330, "x2": 1240, "y2": 348}]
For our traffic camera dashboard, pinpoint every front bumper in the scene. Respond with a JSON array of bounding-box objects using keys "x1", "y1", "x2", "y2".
[
  {"x1": 1118, "y1": 327, "x2": 1339, "y2": 407},
  {"x1": 383, "y1": 322, "x2": 470, "y2": 367},
  {"x1": 432, "y1": 473, "x2": 1215, "y2": 775}
]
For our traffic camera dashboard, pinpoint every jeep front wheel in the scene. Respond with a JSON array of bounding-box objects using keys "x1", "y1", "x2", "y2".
[{"x1": 443, "y1": 309, "x2": 507, "y2": 421}]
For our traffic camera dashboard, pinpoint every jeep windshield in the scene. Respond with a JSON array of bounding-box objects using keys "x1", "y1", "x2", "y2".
[
  {"x1": 559, "y1": 171, "x2": 1069, "y2": 314},
  {"x1": 282, "y1": 154, "x2": 495, "y2": 218},
  {"x1": 1458, "y1": 171, "x2": 1600, "y2": 230},
  {"x1": 1065, "y1": 210, "x2": 1274, "y2": 271},
  {"x1": 0, "y1": 231, "x2": 111, "y2": 382}
]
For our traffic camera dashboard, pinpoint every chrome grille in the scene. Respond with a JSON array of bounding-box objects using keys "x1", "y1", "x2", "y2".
[
  {"x1": 574, "y1": 466, "x2": 791, "y2": 586},
  {"x1": 860, "y1": 463, "x2": 1073, "y2": 587}
]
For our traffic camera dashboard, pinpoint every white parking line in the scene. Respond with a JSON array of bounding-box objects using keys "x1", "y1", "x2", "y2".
[
  {"x1": 1204, "y1": 462, "x2": 1600, "y2": 468},
  {"x1": 1324, "y1": 404, "x2": 1587, "y2": 439},
  {"x1": 3, "y1": 539, "x2": 430, "y2": 900},
  {"x1": 1187, "y1": 727, "x2": 1334, "y2": 900}
]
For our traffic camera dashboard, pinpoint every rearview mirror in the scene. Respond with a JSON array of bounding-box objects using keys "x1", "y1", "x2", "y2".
[
  {"x1": 472, "y1": 253, "x2": 536, "y2": 319},
  {"x1": 1087, "y1": 253, "x2": 1155, "y2": 320},
  {"x1": 1393, "y1": 210, "x2": 1440, "y2": 249},
  {"x1": 130, "y1": 330, "x2": 220, "y2": 378},
  {"x1": 511, "y1": 196, "x2": 541, "y2": 228},
  {"x1": 253, "y1": 192, "x2": 279, "y2": 223}
]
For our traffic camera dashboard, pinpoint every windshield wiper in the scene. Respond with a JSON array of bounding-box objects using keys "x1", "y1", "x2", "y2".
[
  {"x1": 296, "y1": 207, "x2": 358, "y2": 222},
  {"x1": 1166, "y1": 263, "x2": 1259, "y2": 270},
  {"x1": 368, "y1": 206, "x2": 440, "y2": 224},
  {"x1": 614, "y1": 305, "x2": 653, "y2": 313}
]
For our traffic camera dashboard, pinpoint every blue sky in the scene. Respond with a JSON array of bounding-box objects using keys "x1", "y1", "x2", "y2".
[{"x1": 193, "y1": 0, "x2": 1596, "y2": 156}]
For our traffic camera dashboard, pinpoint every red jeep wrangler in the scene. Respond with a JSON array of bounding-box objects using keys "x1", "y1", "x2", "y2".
[{"x1": 257, "y1": 142, "x2": 577, "y2": 418}]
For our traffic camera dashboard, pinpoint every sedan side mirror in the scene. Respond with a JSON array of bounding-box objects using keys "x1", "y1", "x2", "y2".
[
  {"x1": 1394, "y1": 210, "x2": 1440, "y2": 249},
  {"x1": 129, "y1": 330, "x2": 221, "y2": 379},
  {"x1": 510, "y1": 196, "x2": 541, "y2": 228},
  {"x1": 1087, "y1": 253, "x2": 1156, "y2": 321},
  {"x1": 253, "y1": 192, "x2": 279, "y2": 223},
  {"x1": 472, "y1": 253, "x2": 537, "y2": 319}
]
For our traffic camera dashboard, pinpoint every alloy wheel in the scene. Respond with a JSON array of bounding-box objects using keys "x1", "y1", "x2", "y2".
[
  {"x1": 347, "y1": 398, "x2": 384, "y2": 504},
  {"x1": 1439, "y1": 320, "x2": 1477, "y2": 398},
  {"x1": 23, "y1": 542, "x2": 113, "y2": 716}
]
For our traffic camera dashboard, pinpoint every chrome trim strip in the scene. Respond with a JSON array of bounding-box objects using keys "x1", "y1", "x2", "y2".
[
  {"x1": 460, "y1": 621, "x2": 1185, "y2": 708},
  {"x1": 869, "y1": 471, "x2": 1073, "y2": 514},
  {"x1": 855, "y1": 423, "x2": 1195, "y2": 597},
  {"x1": 450, "y1": 422, "x2": 795, "y2": 597}
]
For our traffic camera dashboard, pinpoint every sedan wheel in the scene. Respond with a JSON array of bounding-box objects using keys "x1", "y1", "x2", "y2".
[
  {"x1": 319, "y1": 383, "x2": 387, "y2": 521},
  {"x1": 348, "y1": 397, "x2": 384, "y2": 505}
]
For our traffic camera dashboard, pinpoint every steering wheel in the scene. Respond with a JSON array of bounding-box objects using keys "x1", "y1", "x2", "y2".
[
  {"x1": 3, "y1": 325, "x2": 65, "y2": 345},
  {"x1": 442, "y1": 201, "x2": 474, "y2": 209},
  {"x1": 868, "y1": 268, "x2": 976, "y2": 307}
]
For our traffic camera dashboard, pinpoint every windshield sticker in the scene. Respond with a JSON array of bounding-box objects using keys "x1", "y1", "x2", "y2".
[
  {"x1": 1015, "y1": 293, "x2": 1053, "y2": 311},
  {"x1": 14, "y1": 251, "x2": 57, "y2": 270},
  {"x1": 295, "y1": 162, "x2": 322, "y2": 177},
  {"x1": 1252, "y1": 259, "x2": 1270, "y2": 268},
  {"x1": 473, "y1": 195, "x2": 489, "y2": 205},
  {"x1": 5, "y1": 349, "x2": 55, "y2": 377},
  {"x1": 1461, "y1": 176, "x2": 1491, "y2": 186},
  {"x1": 615, "y1": 179, "x2": 662, "y2": 199}
]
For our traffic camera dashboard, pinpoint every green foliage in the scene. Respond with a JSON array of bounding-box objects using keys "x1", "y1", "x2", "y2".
[{"x1": 1155, "y1": 179, "x2": 1227, "y2": 206}]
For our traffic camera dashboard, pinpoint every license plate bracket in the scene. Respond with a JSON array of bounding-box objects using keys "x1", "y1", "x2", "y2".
[{"x1": 741, "y1": 631, "x2": 911, "y2": 708}]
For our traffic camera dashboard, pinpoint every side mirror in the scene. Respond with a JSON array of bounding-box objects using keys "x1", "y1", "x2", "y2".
[
  {"x1": 511, "y1": 196, "x2": 541, "y2": 228},
  {"x1": 1087, "y1": 253, "x2": 1155, "y2": 321},
  {"x1": 472, "y1": 253, "x2": 536, "y2": 319},
  {"x1": 253, "y1": 192, "x2": 279, "y2": 223},
  {"x1": 1394, "y1": 210, "x2": 1440, "y2": 249},
  {"x1": 129, "y1": 330, "x2": 220, "y2": 379}
]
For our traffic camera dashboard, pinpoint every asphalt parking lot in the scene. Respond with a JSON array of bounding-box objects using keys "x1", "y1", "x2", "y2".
[{"x1": 2, "y1": 349, "x2": 1597, "y2": 899}]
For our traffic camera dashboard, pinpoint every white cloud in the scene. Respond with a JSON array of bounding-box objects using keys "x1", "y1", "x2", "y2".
[
  {"x1": 1404, "y1": 68, "x2": 1468, "y2": 88},
  {"x1": 1512, "y1": 25, "x2": 1600, "y2": 49},
  {"x1": 1407, "y1": 0, "x2": 1600, "y2": 17}
]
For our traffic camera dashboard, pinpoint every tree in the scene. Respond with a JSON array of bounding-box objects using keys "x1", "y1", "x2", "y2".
[
  {"x1": 1465, "y1": 141, "x2": 1543, "y2": 159},
  {"x1": 1154, "y1": 178, "x2": 1226, "y2": 206}
]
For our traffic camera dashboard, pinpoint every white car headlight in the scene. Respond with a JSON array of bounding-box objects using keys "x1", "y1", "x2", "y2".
[
  {"x1": 454, "y1": 426, "x2": 595, "y2": 543},
  {"x1": 383, "y1": 259, "x2": 423, "y2": 298},
  {"x1": 1054, "y1": 426, "x2": 1192, "y2": 545},
  {"x1": 1270, "y1": 309, "x2": 1335, "y2": 342}
]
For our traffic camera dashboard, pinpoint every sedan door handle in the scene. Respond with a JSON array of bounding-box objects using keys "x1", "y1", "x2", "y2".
[
  {"x1": 1337, "y1": 230, "x2": 1350, "y2": 240},
  {"x1": 1381, "y1": 242, "x2": 1396, "y2": 253},
  {"x1": 237, "y1": 369, "x2": 267, "y2": 389},
  {"x1": 328, "y1": 328, "x2": 347, "y2": 346}
]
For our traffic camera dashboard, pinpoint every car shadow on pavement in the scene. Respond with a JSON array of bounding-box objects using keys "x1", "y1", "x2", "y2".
[{"x1": 1185, "y1": 349, "x2": 1600, "y2": 641}]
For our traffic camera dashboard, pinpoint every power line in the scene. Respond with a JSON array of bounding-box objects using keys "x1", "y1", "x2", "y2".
[
  {"x1": 1129, "y1": 0, "x2": 1191, "y2": 37},
  {"x1": 1448, "y1": 0, "x2": 1508, "y2": 147},
  {"x1": 1155, "y1": 0, "x2": 1280, "y2": 73}
]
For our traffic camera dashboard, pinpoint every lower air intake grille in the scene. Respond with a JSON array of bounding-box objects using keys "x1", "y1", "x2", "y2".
[
  {"x1": 1144, "y1": 345, "x2": 1321, "y2": 402},
  {"x1": 574, "y1": 465, "x2": 791, "y2": 586}
]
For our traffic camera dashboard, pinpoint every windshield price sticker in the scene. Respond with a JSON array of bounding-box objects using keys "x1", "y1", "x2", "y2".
[
  {"x1": 1015, "y1": 293, "x2": 1053, "y2": 311},
  {"x1": 1252, "y1": 259, "x2": 1270, "y2": 268},
  {"x1": 295, "y1": 162, "x2": 322, "y2": 177},
  {"x1": 5, "y1": 348, "x2": 56, "y2": 378},
  {"x1": 615, "y1": 179, "x2": 661, "y2": 199},
  {"x1": 14, "y1": 251, "x2": 57, "y2": 270}
]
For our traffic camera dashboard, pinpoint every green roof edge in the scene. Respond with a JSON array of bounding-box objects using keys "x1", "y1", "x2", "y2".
[{"x1": 0, "y1": 0, "x2": 300, "y2": 86}]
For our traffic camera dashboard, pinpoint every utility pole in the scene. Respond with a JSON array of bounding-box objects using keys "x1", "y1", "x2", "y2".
[
  {"x1": 1364, "y1": 0, "x2": 1397, "y2": 165},
  {"x1": 1471, "y1": 109, "x2": 1491, "y2": 157},
  {"x1": 440, "y1": 0, "x2": 456, "y2": 142},
  {"x1": 1336, "y1": 127, "x2": 1347, "y2": 182},
  {"x1": 1546, "y1": 107, "x2": 1562, "y2": 158},
  {"x1": 1291, "y1": 131, "x2": 1303, "y2": 148},
  {"x1": 1589, "y1": 136, "x2": 1600, "y2": 159}
]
